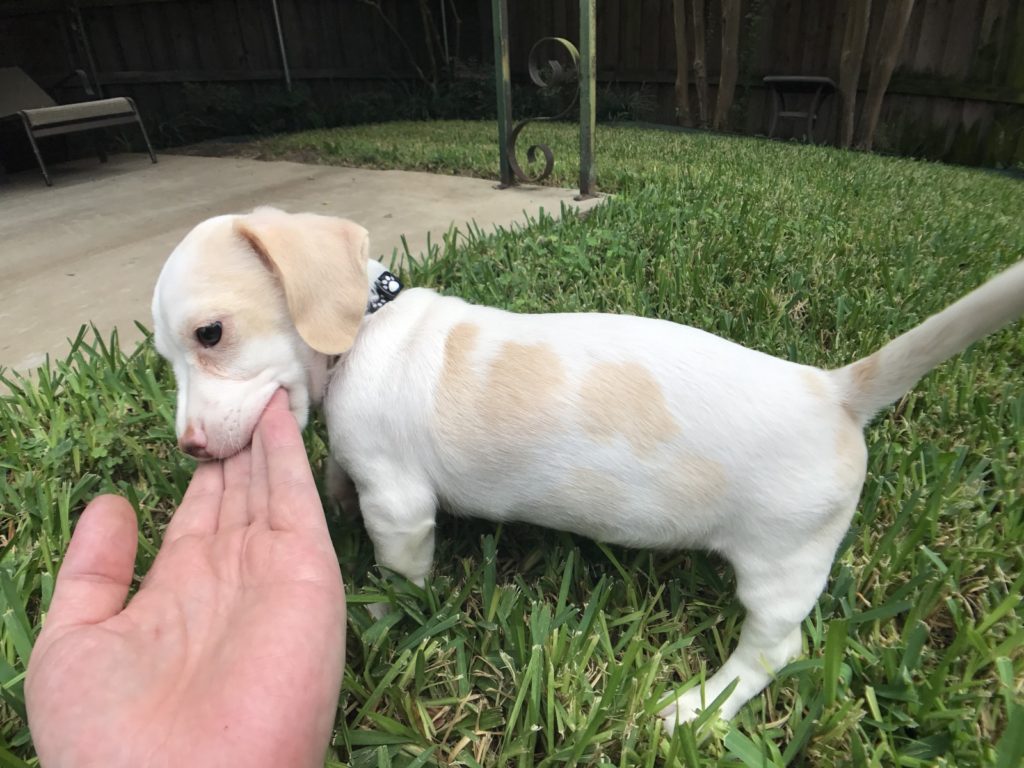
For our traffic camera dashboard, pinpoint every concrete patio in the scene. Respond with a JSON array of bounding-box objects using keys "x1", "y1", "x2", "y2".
[{"x1": 0, "y1": 152, "x2": 601, "y2": 375}]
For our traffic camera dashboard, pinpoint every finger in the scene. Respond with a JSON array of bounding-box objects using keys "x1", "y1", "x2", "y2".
[
  {"x1": 258, "y1": 390, "x2": 328, "y2": 534},
  {"x1": 217, "y1": 446, "x2": 253, "y2": 530},
  {"x1": 42, "y1": 495, "x2": 138, "y2": 632},
  {"x1": 163, "y1": 460, "x2": 224, "y2": 544},
  {"x1": 248, "y1": 417, "x2": 270, "y2": 527}
]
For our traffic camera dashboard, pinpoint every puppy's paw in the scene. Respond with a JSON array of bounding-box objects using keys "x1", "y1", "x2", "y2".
[{"x1": 658, "y1": 690, "x2": 707, "y2": 735}]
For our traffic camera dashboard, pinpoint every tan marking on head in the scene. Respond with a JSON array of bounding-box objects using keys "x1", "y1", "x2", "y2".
[
  {"x1": 578, "y1": 361, "x2": 680, "y2": 456},
  {"x1": 835, "y1": 414, "x2": 867, "y2": 489},
  {"x1": 234, "y1": 207, "x2": 369, "y2": 355},
  {"x1": 659, "y1": 453, "x2": 727, "y2": 508},
  {"x1": 173, "y1": 223, "x2": 288, "y2": 346}
]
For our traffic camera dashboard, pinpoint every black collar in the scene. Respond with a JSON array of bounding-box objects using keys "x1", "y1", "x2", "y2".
[{"x1": 366, "y1": 271, "x2": 403, "y2": 314}]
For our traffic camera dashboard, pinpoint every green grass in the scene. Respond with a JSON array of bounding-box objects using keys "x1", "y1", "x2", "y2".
[{"x1": 4, "y1": 121, "x2": 1024, "y2": 766}]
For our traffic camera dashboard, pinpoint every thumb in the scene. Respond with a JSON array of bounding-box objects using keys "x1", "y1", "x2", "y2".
[{"x1": 41, "y1": 495, "x2": 138, "y2": 632}]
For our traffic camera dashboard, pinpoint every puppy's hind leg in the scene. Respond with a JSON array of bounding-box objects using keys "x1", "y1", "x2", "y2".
[
  {"x1": 358, "y1": 476, "x2": 438, "y2": 618},
  {"x1": 660, "y1": 516, "x2": 849, "y2": 732}
]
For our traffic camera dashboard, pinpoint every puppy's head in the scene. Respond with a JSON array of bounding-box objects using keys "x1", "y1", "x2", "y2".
[{"x1": 152, "y1": 207, "x2": 369, "y2": 459}]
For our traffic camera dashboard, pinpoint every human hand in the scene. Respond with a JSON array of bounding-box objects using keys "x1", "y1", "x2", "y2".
[{"x1": 26, "y1": 391, "x2": 346, "y2": 768}]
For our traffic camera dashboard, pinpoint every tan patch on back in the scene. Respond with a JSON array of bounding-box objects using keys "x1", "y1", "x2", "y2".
[
  {"x1": 436, "y1": 324, "x2": 566, "y2": 454},
  {"x1": 436, "y1": 322, "x2": 481, "y2": 444},
  {"x1": 660, "y1": 453, "x2": 728, "y2": 508},
  {"x1": 579, "y1": 361, "x2": 680, "y2": 456},
  {"x1": 442, "y1": 322, "x2": 480, "y2": 377},
  {"x1": 480, "y1": 341, "x2": 566, "y2": 432}
]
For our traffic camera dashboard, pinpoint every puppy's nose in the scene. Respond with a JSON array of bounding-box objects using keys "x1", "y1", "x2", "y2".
[{"x1": 179, "y1": 424, "x2": 212, "y2": 460}]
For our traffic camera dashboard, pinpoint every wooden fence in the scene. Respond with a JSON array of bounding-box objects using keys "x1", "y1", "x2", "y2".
[{"x1": 1, "y1": 0, "x2": 1022, "y2": 166}]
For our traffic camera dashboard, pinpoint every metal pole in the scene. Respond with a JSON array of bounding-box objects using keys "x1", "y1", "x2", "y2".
[
  {"x1": 71, "y1": 4, "x2": 103, "y2": 98},
  {"x1": 270, "y1": 0, "x2": 292, "y2": 92},
  {"x1": 492, "y1": 0, "x2": 513, "y2": 187},
  {"x1": 578, "y1": 0, "x2": 596, "y2": 198},
  {"x1": 439, "y1": 0, "x2": 451, "y2": 76}
]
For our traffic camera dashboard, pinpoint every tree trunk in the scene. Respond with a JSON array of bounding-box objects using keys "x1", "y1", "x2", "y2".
[
  {"x1": 837, "y1": 0, "x2": 872, "y2": 149},
  {"x1": 713, "y1": 0, "x2": 741, "y2": 130},
  {"x1": 858, "y1": 0, "x2": 916, "y2": 151},
  {"x1": 691, "y1": 0, "x2": 708, "y2": 127},
  {"x1": 673, "y1": 0, "x2": 691, "y2": 126}
]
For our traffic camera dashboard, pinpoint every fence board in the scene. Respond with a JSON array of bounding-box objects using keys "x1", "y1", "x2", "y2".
[
  {"x1": 941, "y1": 3, "x2": 976, "y2": 80},
  {"x1": 621, "y1": 0, "x2": 641, "y2": 73},
  {"x1": 0, "y1": 7, "x2": 69, "y2": 73},
  {"x1": 1008, "y1": 2, "x2": 1024, "y2": 89},
  {"x1": 0, "y1": 0, "x2": 1020, "y2": 166},
  {"x1": 87, "y1": 7, "x2": 126, "y2": 72},
  {"x1": 910, "y1": 0, "x2": 947, "y2": 74},
  {"x1": 195, "y1": 2, "x2": 218, "y2": 70},
  {"x1": 603, "y1": 0, "x2": 620, "y2": 72},
  {"x1": 799, "y1": 0, "x2": 822, "y2": 73},
  {"x1": 825, "y1": 0, "x2": 847, "y2": 75},
  {"x1": 639, "y1": 0, "x2": 661, "y2": 76},
  {"x1": 778, "y1": 0, "x2": 802, "y2": 74},
  {"x1": 975, "y1": 0, "x2": 1007, "y2": 82},
  {"x1": 210, "y1": 0, "x2": 244, "y2": 70}
]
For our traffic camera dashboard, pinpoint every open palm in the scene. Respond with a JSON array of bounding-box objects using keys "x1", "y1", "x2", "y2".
[{"x1": 26, "y1": 391, "x2": 346, "y2": 768}]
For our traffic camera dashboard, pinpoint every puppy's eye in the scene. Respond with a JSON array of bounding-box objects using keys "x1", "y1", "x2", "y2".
[{"x1": 195, "y1": 322, "x2": 223, "y2": 348}]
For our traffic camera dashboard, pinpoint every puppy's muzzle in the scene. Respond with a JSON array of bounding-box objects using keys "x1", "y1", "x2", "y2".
[{"x1": 179, "y1": 424, "x2": 214, "y2": 461}]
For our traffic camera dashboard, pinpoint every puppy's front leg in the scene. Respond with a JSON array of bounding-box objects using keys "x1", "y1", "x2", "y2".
[{"x1": 358, "y1": 478, "x2": 437, "y2": 617}]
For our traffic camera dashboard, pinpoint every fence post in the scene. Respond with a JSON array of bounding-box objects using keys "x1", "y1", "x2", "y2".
[
  {"x1": 492, "y1": 0, "x2": 513, "y2": 187},
  {"x1": 578, "y1": 0, "x2": 596, "y2": 198}
]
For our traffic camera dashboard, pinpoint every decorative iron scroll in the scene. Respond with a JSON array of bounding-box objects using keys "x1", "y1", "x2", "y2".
[
  {"x1": 507, "y1": 37, "x2": 580, "y2": 184},
  {"x1": 492, "y1": 0, "x2": 595, "y2": 198}
]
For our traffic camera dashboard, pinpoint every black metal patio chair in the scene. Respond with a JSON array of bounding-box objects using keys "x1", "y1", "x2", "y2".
[{"x1": 0, "y1": 66, "x2": 156, "y2": 186}]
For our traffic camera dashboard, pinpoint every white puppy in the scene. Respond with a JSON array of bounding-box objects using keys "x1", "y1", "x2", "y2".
[{"x1": 152, "y1": 206, "x2": 1024, "y2": 729}]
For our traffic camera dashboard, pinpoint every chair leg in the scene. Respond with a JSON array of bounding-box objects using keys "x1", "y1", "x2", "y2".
[
  {"x1": 768, "y1": 87, "x2": 780, "y2": 139},
  {"x1": 127, "y1": 98, "x2": 157, "y2": 164},
  {"x1": 806, "y1": 85, "x2": 825, "y2": 144},
  {"x1": 95, "y1": 134, "x2": 108, "y2": 163},
  {"x1": 19, "y1": 113, "x2": 51, "y2": 186}
]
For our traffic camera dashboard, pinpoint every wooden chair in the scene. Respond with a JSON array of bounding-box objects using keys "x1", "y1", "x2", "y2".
[
  {"x1": 0, "y1": 67, "x2": 156, "y2": 186},
  {"x1": 763, "y1": 76, "x2": 837, "y2": 143}
]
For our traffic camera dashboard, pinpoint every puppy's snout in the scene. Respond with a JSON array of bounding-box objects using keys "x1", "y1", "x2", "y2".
[{"x1": 179, "y1": 424, "x2": 213, "y2": 460}]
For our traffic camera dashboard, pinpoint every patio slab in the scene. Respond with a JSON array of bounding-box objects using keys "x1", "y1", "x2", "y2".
[{"x1": 0, "y1": 153, "x2": 601, "y2": 375}]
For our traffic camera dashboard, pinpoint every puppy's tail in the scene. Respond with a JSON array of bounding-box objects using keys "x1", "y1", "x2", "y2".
[{"x1": 833, "y1": 260, "x2": 1024, "y2": 426}]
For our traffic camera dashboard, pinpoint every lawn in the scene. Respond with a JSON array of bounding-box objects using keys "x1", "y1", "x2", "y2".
[{"x1": 3, "y1": 121, "x2": 1024, "y2": 766}]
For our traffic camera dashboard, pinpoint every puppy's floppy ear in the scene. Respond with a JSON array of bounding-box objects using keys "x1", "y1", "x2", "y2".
[{"x1": 235, "y1": 207, "x2": 369, "y2": 355}]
